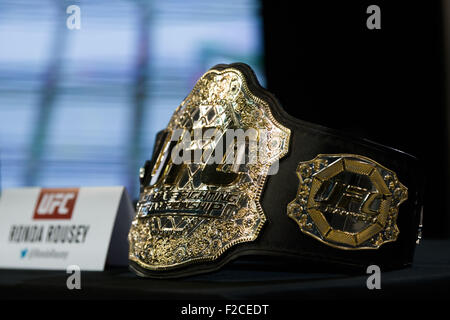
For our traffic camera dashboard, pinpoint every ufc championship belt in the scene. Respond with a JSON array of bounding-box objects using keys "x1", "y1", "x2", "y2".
[{"x1": 128, "y1": 63, "x2": 424, "y2": 278}]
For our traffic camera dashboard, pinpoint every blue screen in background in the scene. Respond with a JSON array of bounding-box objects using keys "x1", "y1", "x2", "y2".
[{"x1": 0, "y1": 0, "x2": 265, "y2": 199}]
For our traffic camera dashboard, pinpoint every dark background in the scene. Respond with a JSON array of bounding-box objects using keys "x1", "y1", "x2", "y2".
[{"x1": 262, "y1": 1, "x2": 449, "y2": 238}]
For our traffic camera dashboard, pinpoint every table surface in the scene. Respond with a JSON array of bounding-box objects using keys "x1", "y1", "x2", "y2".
[{"x1": 0, "y1": 240, "x2": 449, "y2": 300}]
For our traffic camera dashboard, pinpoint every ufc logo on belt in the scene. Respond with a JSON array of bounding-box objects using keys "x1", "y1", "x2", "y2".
[{"x1": 33, "y1": 188, "x2": 79, "y2": 220}]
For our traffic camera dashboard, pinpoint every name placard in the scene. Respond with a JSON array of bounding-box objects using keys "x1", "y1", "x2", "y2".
[{"x1": 0, "y1": 186, "x2": 134, "y2": 271}]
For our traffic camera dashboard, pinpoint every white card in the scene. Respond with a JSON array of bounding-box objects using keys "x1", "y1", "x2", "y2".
[{"x1": 0, "y1": 186, "x2": 134, "y2": 271}]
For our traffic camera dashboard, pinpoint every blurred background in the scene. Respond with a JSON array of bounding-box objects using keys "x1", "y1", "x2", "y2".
[
  {"x1": 0, "y1": 0, "x2": 448, "y2": 237},
  {"x1": 0, "y1": 0, "x2": 264, "y2": 198}
]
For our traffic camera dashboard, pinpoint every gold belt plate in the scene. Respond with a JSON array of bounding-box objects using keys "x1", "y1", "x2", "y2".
[
  {"x1": 129, "y1": 67, "x2": 290, "y2": 270},
  {"x1": 287, "y1": 154, "x2": 408, "y2": 250}
]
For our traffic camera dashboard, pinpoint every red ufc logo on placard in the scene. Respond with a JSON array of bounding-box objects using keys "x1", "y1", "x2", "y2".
[{"x1": 33, "y1": 188, "x2": 79, "y2": 219}]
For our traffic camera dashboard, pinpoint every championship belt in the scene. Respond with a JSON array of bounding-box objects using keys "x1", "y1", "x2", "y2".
[{"x1": 128, "y1": 63, "x2": 424, "y2": 278}]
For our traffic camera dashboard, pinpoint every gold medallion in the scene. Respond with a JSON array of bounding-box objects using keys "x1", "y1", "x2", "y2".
[
  {"x1": 287, "y1": 154, "x2": 408, "y2": 250},
  {"x1": 129, "y1": 67, "x2": 290, "y2": 270}
]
